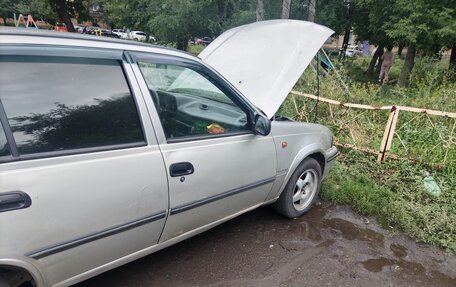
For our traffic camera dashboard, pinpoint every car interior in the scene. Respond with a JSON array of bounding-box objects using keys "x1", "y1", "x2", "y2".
[
  {"x1": 150, "y1": 89, "x2": 249, "y2": 139},
  {"x1": 138, "y1": 61, "x2": 249, "y2": 139}
]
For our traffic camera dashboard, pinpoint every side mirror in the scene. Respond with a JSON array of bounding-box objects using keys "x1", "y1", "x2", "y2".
[{"x1": 254, "y1": 114, "x2": 271, "y2": 136}]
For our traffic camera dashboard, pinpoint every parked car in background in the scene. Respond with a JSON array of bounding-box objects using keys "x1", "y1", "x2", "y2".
[
  {"x1": 81, "y1": 26, "x2": 99, "y2": 35},
  {"x1": 119, "y1": 30, "x2": 151, "y2": 41},
  {"x1": 53, "y1": 23, "x2": 67, "y2": 32},
  {"x1": 112, "y1": 29, "x2": 124, "y2": 37},
  {"x1": 344, "y1": 45, "x2": 364, "y2": 57},
  {"x1": 194, "y1": 36, "x2": 212, "y2": 45},
  {"x1": 101, "y1": 29, "x2": 120, "y2": 38},
  {"x1": 0, "y1": 20, "x2": 336, "y2": 287},
  {"x1": 73, "y1": 25, "x2": 84, "y2": 33},
  {"x1": 130, "y1": 31, "x2": 146, "y2": 41}
]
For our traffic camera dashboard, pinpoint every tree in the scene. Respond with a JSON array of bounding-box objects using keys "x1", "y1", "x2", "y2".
[
  {"x1": 314, "y1": 0, "x2": 351, "y2": 35},
  {"x1": 102, "y1": 0, "x2": 220, "y2": 50},
  {"x1": 11, "y1": 0, "x2": 92, "y2": 32},
  {"x1": 384, "y1": 0, "x2": 454, "y2": 85},
  {"x1": 1, "y1": 0, "x2": 55, "y2": 25},
  {"x1": 352, "y1": 0, "x2": 395, "y2": 74},
  {"x1": 256, "y1": 0, "x2": 264, "y2": 21},
  {"x1": 218, "y1": 0, "x2": 256, "y2": 30},
  {"x1": 433, "y1": 3, "x2": 456, "y2": 69},
  {"x1": 149, "y1": 0, "x2": 220, "y2": 50},
  {"x1": 0, "y1": 0, "x2": 16, "y2": 24},
  {"x1": 308, "y1": 0, "x2": 316, "y2": 22},
  {"x1": 48, "y1": 0, "x2": 75, "y2": 31},
  {"x1": 281, "y1": 0, "x2": 291, "y2": 19}
]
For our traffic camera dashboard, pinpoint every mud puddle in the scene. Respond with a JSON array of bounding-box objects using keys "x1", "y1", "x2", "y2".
[{"x1": 77, "y1": 203, "x2": 455, "y2": 287}]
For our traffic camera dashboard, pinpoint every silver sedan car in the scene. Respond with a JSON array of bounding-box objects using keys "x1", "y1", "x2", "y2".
[{"x1": 0, "y1": 20, "x2": 337, "y2": 287}]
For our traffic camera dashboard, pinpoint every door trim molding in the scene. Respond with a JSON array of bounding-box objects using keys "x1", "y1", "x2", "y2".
[
  {"x1": 25, "y1": 211, "x2": 167, "y2": 259},
  {"x1": 170, "y1": 177, "x2": 276, "y2": 215}
]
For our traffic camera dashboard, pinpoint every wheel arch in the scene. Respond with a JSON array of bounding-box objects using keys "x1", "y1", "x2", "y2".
[
  {"x1": 308, "y1": 152, "x2": 325, "y2": 174},
  {"x1": 277, "y1": 144, "x2": 326, "y2": 198},
  {"x1": 0, "y1": 259, "x2": 46, "y2": 287}
]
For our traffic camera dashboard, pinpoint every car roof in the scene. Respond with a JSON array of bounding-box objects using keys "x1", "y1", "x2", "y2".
[{"x1": 0, "y1": 26, "x2": 198, "y2": 61}]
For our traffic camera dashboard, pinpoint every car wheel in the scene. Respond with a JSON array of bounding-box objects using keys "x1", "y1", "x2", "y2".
[{"x1": 274, "y1": 157, "x2": 322, "y2": 218}]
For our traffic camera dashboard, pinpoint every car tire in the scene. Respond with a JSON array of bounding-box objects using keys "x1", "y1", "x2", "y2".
[{"x1": 274, "y1": 157, "x2": 322, "y2": 218}]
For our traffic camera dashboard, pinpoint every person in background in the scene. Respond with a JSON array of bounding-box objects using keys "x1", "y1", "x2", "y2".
[{"x1": 379, "y1": 46, "x2": 394, "y2": 84}]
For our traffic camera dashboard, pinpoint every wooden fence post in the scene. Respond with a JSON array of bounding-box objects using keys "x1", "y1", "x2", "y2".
[{"x1": 378, "y1": 106, "x2": 400, "y2": 162}]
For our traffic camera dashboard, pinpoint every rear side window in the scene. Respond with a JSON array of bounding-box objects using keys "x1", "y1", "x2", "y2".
[{"x1": 0, "y1": 56, "x2": 144, "y2": 157}]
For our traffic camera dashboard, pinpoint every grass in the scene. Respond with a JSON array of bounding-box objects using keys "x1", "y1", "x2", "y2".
[
  {"x1": 187, "y1": 43, "x2": 205, "y2": 56},
  {"x1": 281, "y1": 54, "x2": 456, "y2": 252}
]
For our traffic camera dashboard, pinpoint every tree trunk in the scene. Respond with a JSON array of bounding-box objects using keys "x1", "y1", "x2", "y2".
[
  {"x1": 339, "y1": 28, "x2": 350, "y2": 60},
  {"x1": 217, "y1": 0, "x2": 234, "y2": 24},
  {"x1": 308, "y1": 0, "x2": 316, "y2": 22},
  {"x1": 177, "y1": 40, "x2": 188, "y2": 51},
  {"x1": 398, "y1": 45, "x2": 416, "y2": 86},
  {"x1": 282, "y1": 0, "x2": 291, "y2": 19},
  {"x1": 256, "y1": 0, "x2": 265, "y2": 21},
  {"x1": 376, "y1": 53, "x2": 383, "y2": 74},
  {"x1": 450, "y1": 44, "x2": 456, "y2": 70},
  {"x1": 398, "y1": 44, "x2": 403, "y2": 58},
  {"x1": 52, "y1": 0, "x2": 75, "y2": 32},
  {"x1": 339, "y1": 2, "x2": 352, "y2": 60},
  {"x1": 366, "y1": 45, "x2": 384, "y2": 74}
]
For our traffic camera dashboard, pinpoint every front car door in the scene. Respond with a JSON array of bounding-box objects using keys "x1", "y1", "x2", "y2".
[
  {"x1": 0, "y1": 47, "x2": 168, "y2": 286},
  {"x1": 130, "y1": 52, "x2": 277, "y2": 241}
]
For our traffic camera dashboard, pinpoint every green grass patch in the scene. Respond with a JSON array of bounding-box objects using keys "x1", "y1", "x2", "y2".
[{"x1": 187, "y1": 43, "x2": 205, "y2": 56}]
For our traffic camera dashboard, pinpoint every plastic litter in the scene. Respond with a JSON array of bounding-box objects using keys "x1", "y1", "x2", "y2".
[
  {"x1": 422, "y1": 171, "x2": 441, "y2": 197},
  {"x1": 207, "y1": 123, "x2": 225, "y2": 134}
]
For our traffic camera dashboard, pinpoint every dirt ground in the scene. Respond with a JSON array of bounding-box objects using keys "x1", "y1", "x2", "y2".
[{"x1": 77, "y1": 202, "x2": 456, "y2": 287}]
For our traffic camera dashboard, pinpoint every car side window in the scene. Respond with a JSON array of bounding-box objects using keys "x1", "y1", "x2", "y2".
[
  {"x1": 138, "y1": 62, "x2": 249, "y2": 140},
  {"x1": 0, "y1": 55, "x2": 144, "y2": 157}
]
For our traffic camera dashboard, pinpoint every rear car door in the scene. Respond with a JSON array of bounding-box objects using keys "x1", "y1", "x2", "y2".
[
  {"x1": 130, "y1": 52, "x2": 277, "y2": 242},
  {"x1": 0, "y1": 47, "x2": 168, "y2": 286}
]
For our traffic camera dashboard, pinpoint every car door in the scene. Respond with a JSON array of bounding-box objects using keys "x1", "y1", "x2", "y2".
[
  {"x1": 130, "y1": 52, "x2": 277, "y2": 242},
  {"x1": 0, "y1": 47, "x2": 168, "y2": 286}
]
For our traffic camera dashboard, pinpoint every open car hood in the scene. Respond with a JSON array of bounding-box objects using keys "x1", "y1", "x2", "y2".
[{"x1": 199, "y1": 20, "x2": 334, "y2": 118}]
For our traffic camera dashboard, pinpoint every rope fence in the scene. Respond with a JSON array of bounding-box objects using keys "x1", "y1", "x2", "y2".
[{"x1": 290, "y1": 91, "x2": 456, "y2": 168}]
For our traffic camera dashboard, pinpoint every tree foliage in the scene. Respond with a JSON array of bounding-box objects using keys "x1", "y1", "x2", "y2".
[
  {"x1": 10, "y1": 96, "x2": 141, "y2": 153},
  {"x1": 315, "y1": 0, "x2": 352, "y2": 35},
  {"x1": 101, "y1": 0, "x2": 222, "y2": 50},
  {"x1": 0, "y1": 0, "x2": 55, "y2": 24},
  {"x1": 381, "y1": 0, "x2": 455, "y2": 84},
  {"x1": 148, "y1": 0, "x2": 220, "y2": 50}
]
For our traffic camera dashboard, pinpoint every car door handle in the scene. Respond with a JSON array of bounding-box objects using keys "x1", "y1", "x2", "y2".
[
  {"x1": 169, "y1": 162, "x2": 194, "y2": 177},
  {"x1": 0, "y1": 191, "x2": 32, "y2": 213}
]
